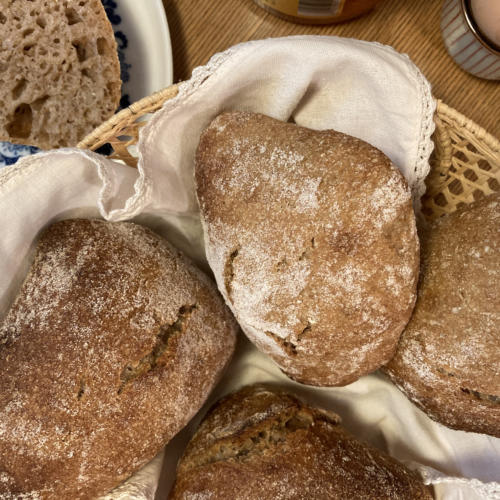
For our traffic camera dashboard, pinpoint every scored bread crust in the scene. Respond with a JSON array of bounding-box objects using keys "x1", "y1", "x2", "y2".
[
  {"x1": 384, "y1": 193, "x2": 500, "y2": 437},
  {"x1": 169, "y1": 385, "x2": 433, "y2": 500},
  {"x1": 0, "y1": 0, "x2": 121, "y2": 148},
  {"x1": 195, "y1": 111, "x2": 419, "y2": 386},
  {"x1": 0, "y1": 219, "x2": 238, "y2": 499}
]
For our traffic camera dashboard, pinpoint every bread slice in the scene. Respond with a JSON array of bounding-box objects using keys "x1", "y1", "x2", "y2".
[{"x1": 0, "y1": 0, "x2": 121, "y2": 149}]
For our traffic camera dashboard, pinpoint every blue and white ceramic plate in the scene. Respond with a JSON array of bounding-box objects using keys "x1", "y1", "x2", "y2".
[{"x1": 0, "y1": 0, "x2": 172, "y2": 167}]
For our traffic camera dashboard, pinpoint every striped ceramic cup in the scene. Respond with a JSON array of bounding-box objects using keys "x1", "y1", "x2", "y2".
[{"x1": 441, "y1": 0, "x2": 500, "y2": 80}]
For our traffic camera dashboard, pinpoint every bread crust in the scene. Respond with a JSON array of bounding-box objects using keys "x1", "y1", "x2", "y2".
[
  {"x1": 384, "y1": 193, "x2": 500, "y2": 436},
  {"x1": 0, "y1": 0, "x2": 121, "y2": 148},
  {"x1": 0, "y1": 219, "x2": 238, "y2": 499},
  {"x1": 195, "y1": 111, "x2": 419, "y2": 386},
  {"x1": 169, "y1": 385, "x2": 433, "y2": 500}
]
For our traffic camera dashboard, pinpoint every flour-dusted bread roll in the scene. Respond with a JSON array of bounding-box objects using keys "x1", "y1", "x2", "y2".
[
  {"x1": 0, "y1": 0, "x2": 121, "y2": 148},
  {"x1": 384, "y1": 193, "x2": 500, "y2": 436},
  {"x1": 0, "y1": 219, "x2": 238, "y2": 499},
  {"x1": 195, "y1": 111, "x2": 419, "y2": 386},
  {"x1": 169, "y1": 385, "x2": 432, "y2": 499}
]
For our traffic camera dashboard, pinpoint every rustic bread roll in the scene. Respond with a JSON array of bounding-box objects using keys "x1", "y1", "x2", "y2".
[
  {"x1": 384, "y1": 193, "x2": 500, "y2": 436},
  {"x1": 0, "y1": 0, "x2": 121, "y2": 148},
  {"x1": 169, "y1": 385, "x2": 432, "y2": 499},
  {"x1": 0, "y1": 219, "x2": 238, "y2": 499},
  {"x1": 195, "y1": 111, "x2": 419, "y2": 386}
]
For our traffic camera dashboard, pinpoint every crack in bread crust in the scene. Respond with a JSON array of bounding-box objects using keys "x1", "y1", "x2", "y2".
[
  {"x1": 264, "y1": 321, "x2": 312, "y2": 357},
  {"x1": 223, "y1": 248, "x2": 240, "y2": 301},
  {"x1": 436, "y1": 367, "x2": 499, "y2": 404},
  {"x1": 117, "y1": 304, "x2": 197, "y2": 394},
  {"x1": 181, "y1": 390, "x2": 339, "y2": 472},
  {"x1": 186, "y1": 410, "x2": 317, "y2": 470}
]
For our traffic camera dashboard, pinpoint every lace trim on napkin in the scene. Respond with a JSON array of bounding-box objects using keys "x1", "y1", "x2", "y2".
[
  {"x1": 367, "y1": 39, "x2": 436, "y2": 210},
  {"x1": 415, "y1": 464, "x2": 500, "y2": 499},
  {"x1": 1, "y1": 149, "x2": 104, "y2": 202},
  {"x1": 135, "y1": 44, "x2": 241, "y2": 215},
  {"x1": 138, "y1": 36, "x2": 436, "y2": 217},
  {"x1": 412, "y1": 68, "x2": 436, "y2": 205}
]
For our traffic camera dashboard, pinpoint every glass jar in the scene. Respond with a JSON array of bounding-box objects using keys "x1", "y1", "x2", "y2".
[{"x1": 253, "y1": 0, "x2": 383, "y2": 24}]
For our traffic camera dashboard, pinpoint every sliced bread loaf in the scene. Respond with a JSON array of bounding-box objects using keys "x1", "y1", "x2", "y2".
[{"x1": 0, "y1": 0, "x2": 121, "y2": 149}]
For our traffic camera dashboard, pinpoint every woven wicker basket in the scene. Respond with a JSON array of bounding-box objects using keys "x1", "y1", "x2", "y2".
[{"x1": 78, "y1": 85, "x2": 500, "y2": 222}]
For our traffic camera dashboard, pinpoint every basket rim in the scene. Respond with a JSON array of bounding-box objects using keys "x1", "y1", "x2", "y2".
[
  {"x1": 78, "y1": 85, "x2": 500, "y2": 157},
  {"x1": 435, "y1": 99, "x2": 500, "y2": 153},
  {"x1": 77, "y1": 84, "x2": 180, "y2": 151},
  {"x1": 76, "y1": 84, "x2": 499, "y2": 222}
]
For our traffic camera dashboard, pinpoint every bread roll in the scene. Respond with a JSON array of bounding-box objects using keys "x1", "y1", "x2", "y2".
[
  {"x1": 0, "y1": 0, "x2": 121, "y2": 148},
  {"x1": 0, "y1": 219, "x2": 238, "y2": 499},
  {"x1": 195, "y1": 111, "x2": 419, "y2": 386},
  {"x1": 169, "y1": 385, "x2": 432, "y2": 499},
  {"x1": 384, "y1": 193, "x2": 500, "y2": 436}
]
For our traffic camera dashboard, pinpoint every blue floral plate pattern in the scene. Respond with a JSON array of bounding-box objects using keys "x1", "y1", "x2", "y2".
[{"x1": 0, "y1": 0, "x2": 172, "y2": 168}]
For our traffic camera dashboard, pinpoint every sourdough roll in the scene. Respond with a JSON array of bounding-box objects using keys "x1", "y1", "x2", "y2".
[
  {"x1": 0, "y1": 219, "x2": 238, "y2": 499},
  {"x1": 195, "y1": 111, "x2": 419, "y2": 386},
  {"x1": 384, "y1": 193, "x2": 500, "y2": 436},
  {"x1": 169, "y1": 385, "x2": 432, "y2": 499}
]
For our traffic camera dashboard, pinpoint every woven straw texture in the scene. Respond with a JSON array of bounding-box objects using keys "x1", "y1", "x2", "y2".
[{"x1": 78, "y1": 86, "x2": 500, "y2": 222}]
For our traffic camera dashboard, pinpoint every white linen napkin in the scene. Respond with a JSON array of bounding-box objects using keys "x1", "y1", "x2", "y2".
[
  {"x1": 0, "y1": 36, "x2": 498, "y2": 499},
  {"x1": 139, "y1": 35, "x2": 436, "y2": 216}
]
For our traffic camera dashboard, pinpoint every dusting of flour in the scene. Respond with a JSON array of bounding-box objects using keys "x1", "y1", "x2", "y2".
[{"x1": 196, "y1": 112, "x2": 419, "y2": 385}]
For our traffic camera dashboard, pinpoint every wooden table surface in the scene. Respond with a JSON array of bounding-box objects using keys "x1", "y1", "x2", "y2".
[{"x1": 163, "y1": 0, "x2": 499, "y2": 139}]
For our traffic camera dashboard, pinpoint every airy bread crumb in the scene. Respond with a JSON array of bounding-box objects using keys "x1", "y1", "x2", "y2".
[{"x1": 0, "y1": 0, "x2": 121, "y2": 149}]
